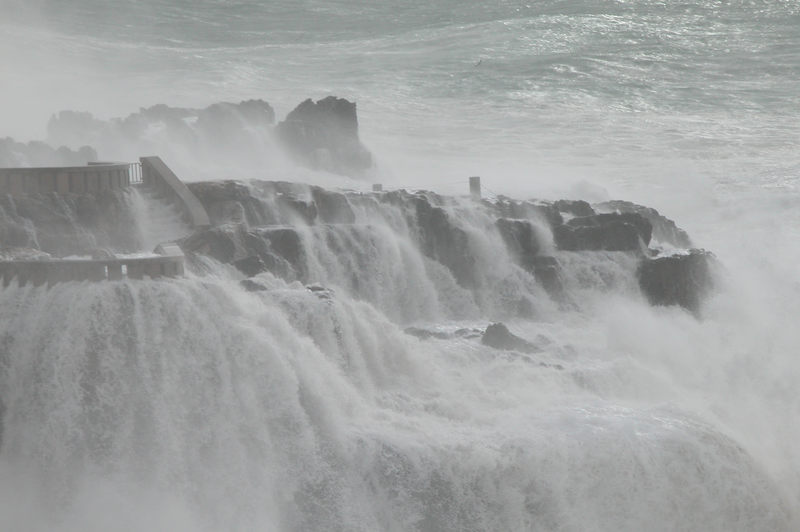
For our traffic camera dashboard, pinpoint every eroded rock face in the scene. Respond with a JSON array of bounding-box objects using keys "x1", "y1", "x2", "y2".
[
  {"x1": 554, "y1": 213, "x2": 652, "y2": 252},
  {"x1": 481, "y1": 323, "x2": 539, "y2": 353},
  {"x1": 597, "y1": 200, "x2": 691, "y2": 248},
  {"x1": 637, "y1": 250, "x2": 716, "y2": 313},
  {"x1": 276, "y1": 96, "x2": 373, "y2": 176}
]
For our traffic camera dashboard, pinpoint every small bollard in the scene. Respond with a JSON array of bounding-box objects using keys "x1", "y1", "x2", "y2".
[{"x1": 469, "y1": 176, "x2": 481, "y2": 200}]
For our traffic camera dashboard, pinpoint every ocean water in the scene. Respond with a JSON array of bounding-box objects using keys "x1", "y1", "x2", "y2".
[{"x1": 1, "y1": 1, "x2": 800, "y2": 530}]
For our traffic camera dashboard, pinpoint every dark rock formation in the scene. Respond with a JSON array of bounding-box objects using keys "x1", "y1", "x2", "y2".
[
  {"x1": 481, "y1": 323, "x2": 540, "y2": 353},
  {"x1": 637, "y1": 250, "x2": 716, "y2": 313},
  {"x1": 554, "y1": 199, "x2": 595, "y2": 217},
  {"x1": 240, "y1": 279, "x2": 268, "y2": 292},
  {"x1": 276, "y1": 96, "x2": 373, "y2": 176},
  {"x1": 597, "y1": 200, "x2": 692, "y2": 248},
  {"x1": 554, "y1": 213, "x2": 652, "y2": 252},
  {"x1": 234, "y1": 255, "x2": 268, "y2": 277},
  {"x1": 496, "y1": 218, "x2": 540, "y2": 264},
  {"x1": 411, "y1": 195, "x2": 475, "y2": 288}
]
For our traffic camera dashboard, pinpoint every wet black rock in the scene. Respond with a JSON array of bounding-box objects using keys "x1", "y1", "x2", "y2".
[
  {"x1": 404, "y1": 327, "x2": 452, "y2": 340},
  {"x1": 276, "y1": 96, "x2": 373, "y2": 176},
  {"x1": 554, "y1": 212, "x2": 652, "y2": 252},
  {"x1": 554, "y1": 199, "x2": 595, "y2": 217},
  {"x1": 181, "y1": 225, "x2": 242, "y2": 263},
  {"x1": 240, "y1": 279, "x2": 269, "y2": 292},
  {"x1": 481, "y1": 323, "x2": 540, "y2": 353},
  {"x1": 637, "y1": 249, "x2": 716, "y2": 314},
  {"x1": 412, "y1": 195, "x2": 476, "y2": 287},
  {"x1": 597, "y1": 200, "x2": 692, "y2": 248},
  {"x1": 311, "y1": 188, "x2": 355, "y2": 224},
  {"x1": 307, "y1": 284, "x2": 334, "y2": 300},
  {"x1": 491, "y1": 198, "x2": 563, "y2": 227},
  {"x1": 234, "y1": 255, "x2": 269, "y2": 277},
  {"x1": 496, "y1": 218, "x2": 541, "y2": 264}
]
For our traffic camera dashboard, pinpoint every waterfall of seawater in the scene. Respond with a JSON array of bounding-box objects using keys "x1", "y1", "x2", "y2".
[{"x1": 0, "y1": 183, "x2": 797, "y2": 531}]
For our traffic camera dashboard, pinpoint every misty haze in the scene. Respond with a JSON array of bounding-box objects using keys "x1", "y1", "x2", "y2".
[{"x1": 1, "y1": 1, "x2": 799, "y2": 531}]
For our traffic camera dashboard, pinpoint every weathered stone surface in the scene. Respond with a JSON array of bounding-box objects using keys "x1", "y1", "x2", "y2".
[
  {"x1": 234, "y1": 255, "x2": 268, "y2": 277},
  {"x1": 496, "y1": 218, "x2": 541, "y2": 264},
  {"x1": 481, "y1": 323, "x2": 540, "y2": 353},
  {"x1": 554, "y1": 213, "x2": 652, "y2": 252},
  {"x1": 412, "y1": 195, "x2": 475, "y2": 287},
  {"x1": 311, "y1": 188, "x2": 355, "y2": 224},
  {"x1": 240, "y1": 279, "x2": 269, "y2": 292},
  {"x1": 180, "y1": 224, "x2": 246, "y2": 263},
  {"x1": 276, "y1": 96, "x2": 373, "y2": 176},
  {"x1": 554, "y1": 199, "x2": 595, "y2": 217},
  {"x1": 637, "y1": 249, "x2": 715, "y2": 313},
  {"x1": 491, "y1": 198, "x2": 563, "y2": 227},
  {"x1": 597, "y1": 200, "x2": 692, "y2": 248}
]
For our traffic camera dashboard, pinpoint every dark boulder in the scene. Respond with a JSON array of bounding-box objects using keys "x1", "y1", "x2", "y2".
[
  {"x1": 554, "y1": 199, "x2": 595, "y2": 217},
  {"x1": 554, "y1": 212, "x2": 652, "y2": 252},
  {"x1": 240, "y1": 279, "x2": 269, "y2": 292},
  {"x1": 180, "y1": 224, "x2": 246, "y2": 263},
  {"x1": 597, "y1": 200, "x2": 692, "y2": 248},
  {"x1": 481, "y1": 323, "x2": 540, "y2": 353},
  {"x1": 637, "y1": 249, "x2": 716, "y2": 314},
  {"x1": 234, "y1": 255, "x2": 268, "y2": 277},
  {"x1": 276, "y1": 96, "x2": 373, "y2": 176}
]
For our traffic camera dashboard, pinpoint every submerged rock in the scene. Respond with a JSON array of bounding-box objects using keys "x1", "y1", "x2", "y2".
[
  {"x1": 637, "y1": 249, "x2": 716, "y2": 313},
  {"x1": 481, "y1": 323, "x2": 540, "y2": 353},
  {"x1": 554, "y1": 212, "x2": 652, "y2": 252},
  {"x1": 240, "y1": 279, "x2": 269, "y2": 292},
  {"x1": 234, "y1": 255, "x2": 268, "y2": 277},
  {"x1": 276, "y1": 96, "x2": 373, "y2": 176}
]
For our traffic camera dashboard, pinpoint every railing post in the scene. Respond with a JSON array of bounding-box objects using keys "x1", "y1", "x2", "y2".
[{"x1": 469, "y1": 176, "x2": 481, "y2": 200}]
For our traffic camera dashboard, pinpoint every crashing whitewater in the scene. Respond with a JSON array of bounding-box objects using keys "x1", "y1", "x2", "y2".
[{"x1": 0, "y1": 171, "x2": 796, "y2": 531}]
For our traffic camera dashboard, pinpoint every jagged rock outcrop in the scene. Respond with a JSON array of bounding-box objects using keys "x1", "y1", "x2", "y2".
[
  {"x1": 637, "y1": 250, "x2": 716, "y2": 313},
  {"x1": 596, "y1": 200, "x2": 692, "y2": 248},
  {"x1": 553, "y1": 212, "x2": 652, "y2": 252},
  {"x1": 0, "y1": 137, "x2": 97, "y2": 168},
  {"x1": 554, "y1": 199, "x2": 594, "y2": 217},
  {"x1": 481, "y1": 323, "x2": 540, "y2": 353},
  {"x1": 276, "y1": 96, "x2": 373, "y2": 176}
]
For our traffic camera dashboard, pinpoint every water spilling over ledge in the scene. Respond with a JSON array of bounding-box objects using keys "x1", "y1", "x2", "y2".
[{"x1": 0, "y1": 157, "x2": 791, "y2": 531}]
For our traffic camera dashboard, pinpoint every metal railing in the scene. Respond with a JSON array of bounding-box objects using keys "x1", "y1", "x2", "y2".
[{"x1": 129, "y1": 162, "x2": 143, "y2": 184}]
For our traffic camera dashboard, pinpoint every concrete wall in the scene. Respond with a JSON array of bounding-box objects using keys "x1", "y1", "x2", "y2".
[
  {"x1": 0, "y1": 163, "x2": 132, "y2": 196},
  {"x1": 0, "y1": 247, "x2": 185, "y2": 287},
  {"x1": 140, "y1": 156, "x2": 211, "y2": 230}
]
